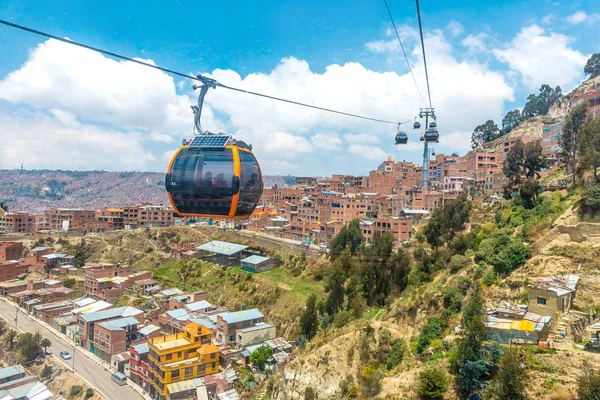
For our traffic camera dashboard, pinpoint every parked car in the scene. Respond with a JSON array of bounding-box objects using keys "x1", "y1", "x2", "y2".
[
  {"x1": 59, "y1": 351, "x2": 71, "y2": 360},
  {"x1": 300, "y1": 241, "x2": 310, "y2": 248}
]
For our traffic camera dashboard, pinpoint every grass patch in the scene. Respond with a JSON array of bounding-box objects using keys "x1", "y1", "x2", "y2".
[
  {"x1": 253, "y1": 267, "x2": 323, "y2": 300},
  {"x1": 363, "y1": 308, "x2": 384, "y2": 321}
]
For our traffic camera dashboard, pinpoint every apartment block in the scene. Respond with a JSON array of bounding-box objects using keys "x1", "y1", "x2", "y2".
[
  {"x1": 147, "y1": 322, "x2": 220, "y2": 400},
  {"x1": 44, "y1": 208, "x2": 95, "y2": 231},
  {"x1": 216, "y1": 308, "x2": 264, "y2": 344},
  {"x1": 4, "y1": 212, "x2": 36, "y2": 234},
  {"x1": 78, "y1": 306, "x2": 144, "y2": 351},
  {"x1": 94, "y1": 316, "x2": 140, "y2": 362},
  {"x1": 138, "y1": 205, "x2": 174, "y2": 227}
]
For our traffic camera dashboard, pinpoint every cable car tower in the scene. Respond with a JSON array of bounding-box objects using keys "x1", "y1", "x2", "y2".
[{"x1": 417, "y1": 107, "x2": 438, "y2": 188}]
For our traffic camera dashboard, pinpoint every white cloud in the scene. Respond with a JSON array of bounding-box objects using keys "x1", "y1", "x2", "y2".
[
  {"x1": 150, "y1": 132, "x2": 175, "y2": 143},
  {"x1": 365, "y1": 25, "x2": 418, "y2": 54},
  {"x1": 348, "y1": 144, "x2": 388, "y2": 160},
  {"x1": 566, "y1": 11, "x2": 588, "y2": 24},
  {"x1": 0, "y1": 109, "x2": 154, "y2": 170},
  {"x1": 311, "y1": 132, "x2": 342, "y2": 150},
  {"x1": 259, "y1": 131, "x2": 313, "y2": 156},
  {"x1": 492, "y1": 25, "x2": 588, "y2": 90},
  {"x1": 447, "y1": 21, "x2": 464, "y2": 37},
  {"x1": 462, "y1": 33, "x2": 488, "y2": 51},
  {"x1": 542, "y1": 15, "x2": 554, "y2": 24},
  {"x1": 343, "y1": 133, "x2": 380, "y2": 143}
]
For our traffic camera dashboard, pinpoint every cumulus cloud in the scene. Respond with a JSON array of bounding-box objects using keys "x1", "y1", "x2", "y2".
[
  {"x1": 0, "y1": 109, "x2": 154, "y2": 170},
  {"x1": 343, "y1": 133, "x2": 380, "y2": 143},
  {"x1": 348, "y1": 144, "x2": 388, "y2": 160},
  {"x1": 462, "y1": 33, "x2": 488, "y2": 51},
  {"x1": 311, "y1": 132, "x2": 342, "y2": 150},
  {"x1": 492, "y1": 25, "x2": 588, "y2": 90},
  {"x1": 447, "y1": 21, "x2": 464, "y2": 36},
  {"x1": 0, "y1": 29, "x2": 517, "y2": 174},
  {"x1": 566, "y1": 11, "x2": 593, "y2": 24}
]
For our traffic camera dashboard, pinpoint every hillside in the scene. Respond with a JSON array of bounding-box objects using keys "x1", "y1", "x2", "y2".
[
  {"x1": 483, "y1": 76, "x2": 600, "y2": 152},
  {"x1": 0, "y1": 170, "x2": 295, "y2": 213}
]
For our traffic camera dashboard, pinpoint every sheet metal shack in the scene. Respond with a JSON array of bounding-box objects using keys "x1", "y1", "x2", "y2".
[{"x1": 486, "y1": 312, "x2": 551, "y2": 344}]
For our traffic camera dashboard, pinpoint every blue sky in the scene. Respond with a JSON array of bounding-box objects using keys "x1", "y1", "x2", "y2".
[{"x1": 0, "y1": 0, "x2": 598, "y2": 175}]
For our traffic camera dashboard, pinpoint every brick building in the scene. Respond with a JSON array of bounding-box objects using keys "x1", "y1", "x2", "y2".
[
  {"x1": 77, "y1": 306, "x2": 144, "y2": 351},
  {"x1": 216, "y1": 308, "x2": 264, "y2": 344},
  {"x1": 4, "y1": 212, "x2": 36, "y2": 234},
  {"x1": 0, "y1": 242, "x2": 23, "y2": 262},
  {"x1": 94, "y1": 316, "x2": 141, "y2": 362},
  {"x1": 44, "y1": 208, "x2": 95, "y2": 231}
]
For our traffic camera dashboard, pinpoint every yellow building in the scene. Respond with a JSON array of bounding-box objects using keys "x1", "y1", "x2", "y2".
[{"x1": 147, "y1": 322, "x2": 220, "y2": 400}]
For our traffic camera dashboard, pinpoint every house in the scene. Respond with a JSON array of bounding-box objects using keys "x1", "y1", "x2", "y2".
[
  {"x1": 0, "y1": 365, "x2": 55, "y2": 400},
  {"x1": 216, "y1": 309, "x2": 264, "y2": 344},
  {"x1": 0, "y1": 242, "x2": 23, "y2": 263},
  {"x1": 528, "y1": 275, "x2": 579, "y2": 325},
  {"x1": 94, "y1": 316, "x2": 141, "y2": 362},
  {"x1": 0, "y1": 366, "x2": 26, "y2": 385},
  {"x1": 236, "y1": 323, "x2": 276, "y2": 348},
  {"x1": 0, "y1": 260, "x2": 31, "y2": 283},
  {"x1": 77, "y1": 306, "x2": 143, "y2": 351},
  {"x1": 147, "y1": 322, "x2": 220, "y2": 400},
  {"x1": 128, "y1": 342, "x2": 150, "y2": 392},
  {"x1": 240, "y1": 255, "x2": 276, "y2": 273},
  {"x1": 486, "y1": 312, "x2": 551, "y2": 344}
]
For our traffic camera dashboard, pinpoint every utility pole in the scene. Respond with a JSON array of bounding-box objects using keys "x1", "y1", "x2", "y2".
[
  {"x1": 72, "y1": 344, "x2": 75, "y2": 372},
  {"x1": 14, "y1": 308, "x2": 18, "y2": 330},
  {"x1": 419, "y1": 108, "x2": 436, "y2": 188}
]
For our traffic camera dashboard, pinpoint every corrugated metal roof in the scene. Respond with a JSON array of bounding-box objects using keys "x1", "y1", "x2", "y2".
[
  {"x1": 240, "y1": 255, "x2": 270, "y2": 265},
  {"x1": 217, "y1": 309, "x2": 263, "y2": 324},
  {"x1": 166, "y1": 378, "x2": 204, "y2": 394},
  {"x1": 80, "y1": 306, "x2": 141, "y2": 322},
  {"x1": 196, "y1": 240, "x2": 248, "y2": 256},
  {"x1": 166, "y1": 308, "x2": 188, "y2": 319},
  {"x1": 186, "y1": 300, "x2": 213, "y2": 312}
]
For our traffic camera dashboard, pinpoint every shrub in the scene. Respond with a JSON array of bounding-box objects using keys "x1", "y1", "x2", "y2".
[
  {"x1": 416, "y1": 315, "x2": 449, "y2": 354},
  {"x1": 63, "y1": 278, "x2": 76, "y2": 289},
  {"x1": 41, "y1": 365, "x2": 53, "y2": 379},
  {"x1": 483, "y1": 271, "x2": 498, "y2": 287},
  {"x1": 577, "y1": 361, "x2": 600, "y2": 400},
  {"x1": 386, "y1": 339, "x2": 407, "y2": 370},
  {"x1": 70, "y1": 385, "x2": 83, "y2": 398},
  {"x1": 443, "y1": 286, "x2": 463, "y2": 313},
  {"x1": 85, "y1": 388, "x2": 94, "y2": 399},
  {"x1": 333, "y1": 310, "x2": 353, "y2": 328},
  {"x1": 581, "y1": 184, "x2": 600, "y2": 215},
  {"x1": 360, "y1": 361, "x2": 383, "y2": 396},
  {"x1": 417, "y1": 367, "x2": 448, "y2": 399},
  {"x1": 304, "y1": 386, "x2": 316, "y2": 400},
  {"x1": 449, "y1": 254, "x2": 472, "y2": 273},
  {"x1": 491, "y1": 239, "x2": 531, "y2": 274}
]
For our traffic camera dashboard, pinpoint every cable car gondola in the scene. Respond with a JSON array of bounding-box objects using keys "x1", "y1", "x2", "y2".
[
  {"x1": 395, "y1": 130, "x2": 408, "y2": 145},
  {"x1": 424, "y1": 127, "x2": 439, "y2": 143},
  {"x1": 165, "y1": 76, "x2": 263, "y2": 218},
  {"x1": 413, "y1": 120, "x2": 421, "y2": 129},
  {"x1": 429, "y1": 121, "x2": 437, "y2": 128}
]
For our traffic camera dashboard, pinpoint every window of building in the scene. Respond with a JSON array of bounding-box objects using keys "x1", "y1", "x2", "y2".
[
  {"x1": 185, "y1": 367, "x2": 193, "y2": 376},
  {"x1": 537, "y1": 297, "x2": 547, "y2": 305},
  {"x1": 166, "y1": 354, "x2": 172, "y2": 360},
  {"x1": 212, "y1": 362, "x2": 216, "y2": 369},
  {"x1": 197, "y1": 364, "x2": 205, "y2": 373},
  {"x1": 210, "y1": 352, "x2": 216, "y2": 359},
  {"x1": 171, "y1": 370, "x2": 179, "y2": 379},
  {"x1": 177, "y1": 351, "x2": 182, "y2": 358}
]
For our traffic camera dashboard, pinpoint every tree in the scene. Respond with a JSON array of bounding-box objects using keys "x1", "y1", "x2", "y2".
[
  {"x1": 41, "y1": 365, "x2": 54, "y2": 380},
  {"x1": 562, "y1": 101, "x2": 588, "y2": 181},
  {"x1": 85, "y1": 388, "x2": 94, "y2": 399},
  {"x1": 17, "y1": 332, "x2": 44, "y2": 362},
  {"x1": 487, "y1": 347, "x2": 528, "y2": 400},
  {"x1": 5, "y1": 329, "x2": 17, "y2": 349},
  {"x1": 320, "y1": 313, "x2": 330, "y2": 331},
  {"x1": 471, "y1": 120, "x2": 501, "y2": 149},
  {"x1": 523, "y1": 142, "x2": 547, "y2": 179},
  {"x1": 360, "y1": 361, "x2": 384, "y2": 396},
  {"x1": 329, "y1": 219, "x2": 364, "y2": 260},
  {"x1": 326, "y1": 268, "x2": 345, "y2": 316},
  {"x1": 456, "y1": 286, "x2": 488, "y2": 397},
  {"x1": 73, "y1": 239, "x2": 88, "y2": 268},
  {"x1": 300, "y1": 294, "x2": 319, "y2": 340},
  {"x1": 501, "y1": 109, "x2": 523, "y2": 134},
  {"x1": 417, "y1": 367, "x2": 448, "y2": 400},
  {"x1": 423, "y1": 193, "x2": 471, "y2": 249},
  {"x1": 250, "y1": 345, "x2": 273, "y2": 370},
  {"x1": 523, "y1": 84, "x2": 562, "y2": 117},
  {"x1": 40, "y1": 338, "x2": 51, "y2": 353},
  {"x1": 578, "y1": 361, "x2": 600, "y2": 400},
  {"x1": 304, "y1": 387, "x2": 316, "y2": 400},
  {"x1": 580, "y1": 116, "x2": 600, "y2": 183},
  {"x1": 584, "y1": 53, "x2": 600, "y2": 80},
  {"x1": 503, "y1": 139, "x2": 525, "y2": 198}
]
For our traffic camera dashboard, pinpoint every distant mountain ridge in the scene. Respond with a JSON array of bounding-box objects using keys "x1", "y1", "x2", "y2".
[{"x1": 0, "y1": 170, "x2": 295, "y2": 213}]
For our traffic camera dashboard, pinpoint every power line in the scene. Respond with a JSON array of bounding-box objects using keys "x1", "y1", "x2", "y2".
[
  {"x1": 0, "y1": 19, "x2": 403, "y2": 126},
  {"x1": 383, "y1": 0, "x2": 427, "y2": 108},
  {"x1": 415, "y1": 0, "x2": 433, "y2": 109}
]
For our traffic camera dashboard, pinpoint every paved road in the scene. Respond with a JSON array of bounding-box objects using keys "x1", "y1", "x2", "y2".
[{"x1": 0, "y1": 300, "x2": 143, "y2": 400}]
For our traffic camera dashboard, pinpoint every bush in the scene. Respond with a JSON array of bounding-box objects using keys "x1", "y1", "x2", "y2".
[
  {"x1": 360, "y1": 361, "x2": 383, "y2": 396},
  {"x1": 386, "y1": 339, "x2": 407, "y2": 370},
  {"x1": 63, "y1": 278, "x2": 76, "y2": 289},
  {"x1": 416, "y1": 315, "x2": 449, "y2": 354},
  {"x1": 41, "y1": 365, "x2": 53, "y2": 379},
  {"x1": 70, "y1": 385, "x2": 83, "y2": 398},
  {"x1": 581, "y1": 184, "x2": 600, "y2": 215},
  {"x1": 483, "y1": 271, "x2": 498, "y2": 287},
  {"x1": 85, "y1": 388, "x2": 94, "y2": 399},
  {"x1": 491, "y1": 239, "x2": 531, "y2": 274},
  {"x1": 304, "y1": 386, "x2": 316, "y2": 400},
  {"x1": 578, "y1": 361, "x2": 600, "y2": 400},
  {"x1": 333, "y1": 310, "x2": 353, "y2": 328},
  {"x1": 449, "y1": 254, "x2": 472, "y2": 273},
  {"x1": 443, "y1": 286, "x2": 463, "y2": 313},
  {"x1": 417, "y1": 367, "x2": 448, "y2": 399}
]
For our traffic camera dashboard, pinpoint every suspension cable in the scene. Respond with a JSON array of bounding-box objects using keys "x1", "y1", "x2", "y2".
[
  {"x1": 0, "y1": 19, "x2": 406, "y2": 125},
  {"x1": 415, "y1": 0, "x2": 433, "y2": 109}
]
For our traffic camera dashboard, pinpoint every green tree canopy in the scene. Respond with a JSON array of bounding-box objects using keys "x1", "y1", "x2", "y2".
[
  {"x1": 584, "y1": 53, "x2": 600, "y2": 80},
  {"x1": 487, "y1": 347, "x2": 529, "y2": 400},
  {"x1": 561, "y1": 101, "x2": 588, "y2": 181},
  {"x1": 501, "y1": 109, "x2": 523, "y2": 134},
  {"x1": 423, "y1": 193, "x2": 471, "y2": 249},
  {"x1": 523, "y1": 84, "x2": 562, "y2": 117},
  {"x1": 417, "y1": 367, "x2": 449, "y2": 400},
  {"x1": 250, "y1": 345, "x2": 273, "y2": 370},
  {"x1": 471, "y1": 120, "x2": 501, "y2": 149},
  {"x1": 329, "y1": 219, "x2": 364, "y2": 260},
  {"x1": 300, "y1": 294, "x2": 319, "y2": 340},
  {"x1": 579, "y1": 116, "x2": 600, "y2": 183}
]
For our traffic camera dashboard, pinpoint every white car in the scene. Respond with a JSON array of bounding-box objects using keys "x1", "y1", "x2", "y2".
[{"x1": 59, "y1": 351, "x2": 71, "y2": 360}]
